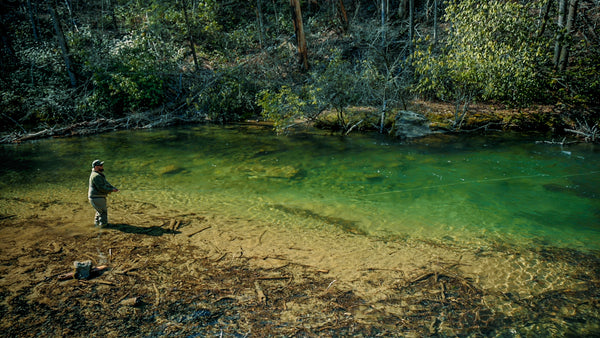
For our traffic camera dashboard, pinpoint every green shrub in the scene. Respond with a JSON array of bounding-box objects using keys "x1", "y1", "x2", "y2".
[{"x1": 199, "y1": 68, "x2": 260, "y2": 123}]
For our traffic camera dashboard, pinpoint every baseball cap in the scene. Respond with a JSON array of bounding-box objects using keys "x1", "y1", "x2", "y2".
[{"x1": 92, "y1": 159, "x2": 104, "y2": 167}]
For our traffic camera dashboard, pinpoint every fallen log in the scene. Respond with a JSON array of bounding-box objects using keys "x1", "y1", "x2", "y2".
[
  {"x1": 3, "y1": 114, "x2": 206, "y2": 144},
  {"x1": 57, "y1": 265, "x2": 109, "y2": 281}
]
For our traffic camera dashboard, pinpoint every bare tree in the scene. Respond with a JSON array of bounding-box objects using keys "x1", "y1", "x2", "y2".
[
  {"x1": 48, "y1": 2, "x2": 77, "y2": 88},
  {"x1": 554, "y1": 0, "x2": 566, "y2": 69},
  {"x1": 26, "y1": 0, "x2": 40, "y2": 41},
  {"x1": 558, "y1": 0, "x2": 579, "y2": 71},
  {"x1": 290, "y1": 0, "x2": 309, "y2": 70},
  {"x1": 433, "y1": 0, "x2": 439, "y2": 45},
  {"x1": 408, "y1": 0, "x2": 414, "y2": 54},
  {"x1": 337, "y1": 0, "x2": 349, "y2": 32},
  {"x1": 396, "y1": 0, "x2": 416, "y2": 52},
  {"x1": 537, "y1": 0, "x2": 552, "y2": 37},
  {"x1": 257, "y1": 0, "x2": 265, "y2": 48},
  {"x1": 381, "y1": 0, "x2": 387, "y2": 46},
  {"x1": 398, "y1": 0, "x2": 408, "y2": 18},
  {"x1": 180, "y1": 0, "x2": 199, "y2": 72}
]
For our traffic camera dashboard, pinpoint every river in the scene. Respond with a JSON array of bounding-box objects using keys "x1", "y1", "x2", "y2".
[{"x1": 2, "y1": 124, "x2": 599, "y2": 251}]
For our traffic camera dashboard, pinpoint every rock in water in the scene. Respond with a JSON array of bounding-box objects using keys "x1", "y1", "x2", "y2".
[
  {"x1": 394, "y1": 110, "x2": 431, "y2": 139},
  {"x1": 159, "y1": 165, "x2": 185, "y2": 176}
]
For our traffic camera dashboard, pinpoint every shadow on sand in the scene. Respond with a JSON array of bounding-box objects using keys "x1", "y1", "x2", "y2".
[{"x1": 104, "y1": 223, "x2": 180, "y2": 236}]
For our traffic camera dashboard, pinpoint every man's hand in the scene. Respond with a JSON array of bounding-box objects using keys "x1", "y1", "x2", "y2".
[{"x1": 113, "y1": 188, "x2": 119, "y2": 192}]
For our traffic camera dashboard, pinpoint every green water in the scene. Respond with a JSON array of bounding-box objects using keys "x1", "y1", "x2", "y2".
[{"x1": 1, "y1": 124, "x2": 599, "y2": 250}]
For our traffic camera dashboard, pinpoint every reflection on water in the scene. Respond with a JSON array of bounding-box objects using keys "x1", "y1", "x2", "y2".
[{"x1": 1, "y1": 124, "x2": 599, "y2": 250}]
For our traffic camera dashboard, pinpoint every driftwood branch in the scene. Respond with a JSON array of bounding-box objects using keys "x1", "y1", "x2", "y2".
[
  {"x1": 1, "y1": 113, "x2": 207, "y2": 144},
  {"x1": 256, "y1": 275, "x2": 291, "y2": 280},
  {"x1": 535, "y1": 137, "x2": 579, "y2": 145},
  {"x1": 187, "y1": 226, "x2": 212, "y2": 238},
  {"x1": 344, "y1": 119, "x2": 364, "y2": 135},
  {"x1": 565, "y1": 119, "x2": 599, "y2": 143}
]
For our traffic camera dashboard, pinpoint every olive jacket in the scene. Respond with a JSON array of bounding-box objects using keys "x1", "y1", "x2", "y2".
[{"x1": 88, "y1": 170, "x2": 117, "y2": 198}]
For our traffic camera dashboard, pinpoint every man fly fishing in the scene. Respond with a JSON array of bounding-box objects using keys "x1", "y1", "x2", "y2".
[{"x1": 88, "y1": 159, "x2": 119, "y2": 227}]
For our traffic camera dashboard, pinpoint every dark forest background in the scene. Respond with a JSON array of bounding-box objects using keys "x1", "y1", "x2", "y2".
[{"x1": 1, "y1": 0, "x2": 598, "y2": 140}]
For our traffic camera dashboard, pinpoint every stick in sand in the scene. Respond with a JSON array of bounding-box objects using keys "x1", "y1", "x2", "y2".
[{"x1": 188, "y1": 226, "x2": 211, "y2": 238}]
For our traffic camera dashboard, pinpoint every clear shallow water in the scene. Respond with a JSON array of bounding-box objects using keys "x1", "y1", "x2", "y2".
[{"x1": 1, "y1": 124, "x2": 599, "y2": 250}]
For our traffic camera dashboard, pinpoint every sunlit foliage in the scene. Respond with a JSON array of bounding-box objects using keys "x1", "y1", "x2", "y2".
[{"x1": 414, "y1": 0, "x2": 548, "y2": 106}]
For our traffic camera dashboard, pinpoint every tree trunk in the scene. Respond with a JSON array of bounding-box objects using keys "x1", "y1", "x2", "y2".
[
  {"x1": 558, "y1": 0, "x2": 579, "y2": 71},
  {"x1": 537, "y1": 0, "x2": 552, "y2": 38},
  {"x1": 181, "y1": 0, "x2": 199, "y2": 72},
  {"x1": 553, "y1": 0, "x2": 566, "y2": 69},
  {"x1": 398, "y1": 0, "x2": 408, "y2": 19},
  {"x1": 337, "y1": 0, "x2": 349, "y2": 32},
  {"x1": 257, "y1": 0, "x2": 265, "y2": 48},
  {"x1": 290, "y1": 0, "x2": 309, "y2": 70},
  {"x1": 27, "y1": 0, "x2": 39, "y2": 41},
  {"x1": 48, "y1": 3, "x2": 77, "y2": 88},
  {"x1": 381, "y1": 0, "x2": 386, "y2": 46},
  {"x1": 386, "y1": 0, "x2": 390, "y2": 17},
  {"x1": 380, "y1": 96, "x2": 387, "y2": 133},
  {"x1": 408, "y1": 0, "x2": 414, "y2": 55},
  {"x1": 433, "y1": 0, "x2": 438, "y2": 45},
  {"x1": 64, "y1": 0, "x2": 78, "y2": 31}
]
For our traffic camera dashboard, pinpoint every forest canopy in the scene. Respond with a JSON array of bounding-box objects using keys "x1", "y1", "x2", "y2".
[{"x1": 0, "y1": 0, "x2": 598, "y2": 140}]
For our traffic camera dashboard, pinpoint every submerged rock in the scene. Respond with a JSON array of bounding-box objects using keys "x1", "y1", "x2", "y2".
[
  {"x1": 245, "y1": 164, "x2": 300, "y2": 179},
  {"x1": 394, "y1": 110, "x2": 432, "y2": 139},
  {"x1": 159, "y1": 165, "x2": 186, "y2": 176},
  {"x1": 543, "y1": 183, "x2": 599, "y2": 199}
]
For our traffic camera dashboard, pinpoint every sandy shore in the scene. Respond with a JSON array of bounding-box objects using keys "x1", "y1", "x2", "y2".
[{"x1": 1, "y1": 195, "x2": 599, "y2": 336}]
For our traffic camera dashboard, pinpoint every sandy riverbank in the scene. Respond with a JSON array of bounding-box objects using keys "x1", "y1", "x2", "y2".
[{"x1": 1, "y1": 195, "x2": 599, "y2": 336}]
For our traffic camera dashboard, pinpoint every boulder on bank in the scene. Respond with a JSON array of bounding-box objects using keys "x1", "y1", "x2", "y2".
[{"x1": 394, "y1": 111, "x2": 432, "y2": 139}]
